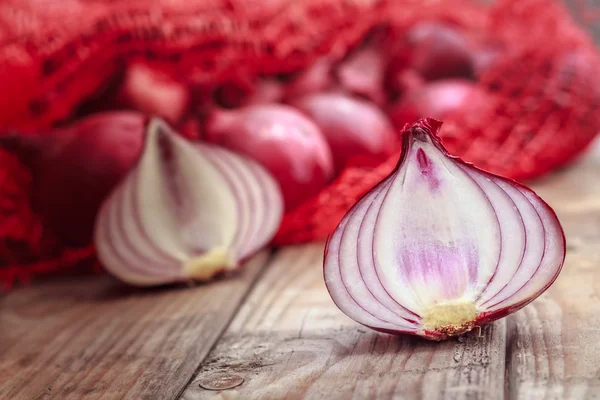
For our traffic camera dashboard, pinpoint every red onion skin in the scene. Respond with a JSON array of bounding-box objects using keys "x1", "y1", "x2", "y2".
[
  {"x1": 204, "y1": 105, "x2": 335, "y2": 211},
  {"x1": 389, "y1": 22, "x2": 475, "y2": 82},
  {"x1": 292, "y1": 93, "x2": 397, "y2": 172},
  {"x1": 119, "y1": 63, "x2": 189, "y2": 122},
  {"x1": 389, "y1": 80, "x2": 485, "y2": 127},
  {"x1": 34, "y1": 111, "x2": 146, "y2": 246}
]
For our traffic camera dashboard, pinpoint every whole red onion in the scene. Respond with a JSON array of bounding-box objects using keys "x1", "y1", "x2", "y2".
[
  {"x1": 33, "y1": 111, "x2": 147, "y2": 246},
  {"x1": 390, "y1": 21, "x2": 475, "y2": 82},
  {"x1": 292, "y1": 93, "x2": 397, "y2": 172},
  {"x1": 205, "y1": 105, "x2": 335, "y2": 211}
]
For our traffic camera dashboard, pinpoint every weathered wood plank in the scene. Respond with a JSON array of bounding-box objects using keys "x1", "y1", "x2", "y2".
[
  {"x1": 182, "y1": 243, "x2": 507, "y2": 400},
  {"x1": 506, "y1": 142, "x2": 600, "y2": 399},
  {"x1": 0, "y1": 251, "x2": 271, "y2": 400}
]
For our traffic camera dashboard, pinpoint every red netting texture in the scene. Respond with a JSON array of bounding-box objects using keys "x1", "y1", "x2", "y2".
[{"x1": 0, "y1": 0, "x2": 599, "y2": 288}]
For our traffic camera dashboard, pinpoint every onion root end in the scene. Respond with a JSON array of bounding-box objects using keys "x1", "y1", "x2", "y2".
[
  {"x1": 183, "y1": 247, "x2": 237, "y2": 281},
  {"x1": 422, "y1": 300, "x2": 478, "y2": 337}
]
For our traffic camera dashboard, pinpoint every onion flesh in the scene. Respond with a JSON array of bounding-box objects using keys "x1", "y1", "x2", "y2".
[
  {"x1": 324, "y1": 118, "x2": 565, "y2": 340},
  {"x1": 95, "y1": 118, "x2": 283, "y2": 286}
]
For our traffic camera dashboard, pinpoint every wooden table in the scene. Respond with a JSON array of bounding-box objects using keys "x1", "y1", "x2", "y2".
[{"x1": 1, "y1": 140, "x2": 599, "y2": 400}]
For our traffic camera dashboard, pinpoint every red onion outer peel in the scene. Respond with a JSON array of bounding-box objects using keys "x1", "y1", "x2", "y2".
[
  {"x1": 34, "y1": 111, "x2": 147, "y2": 246},
  {"x1": 396, "y1": 21, "x2": 475, "y2": 81},
  {"x1": 204, "y1": 104, "x2": 335, "y2": 211},
  {"x1": 323, "y1": 118, "x2": 565, "y2": 340},
  {"x1": 95, "y1": 118, "x2": 283, "y2": 286},
  {"x1": 291, "y1": 93, "x2": 397, "y2": 172}
]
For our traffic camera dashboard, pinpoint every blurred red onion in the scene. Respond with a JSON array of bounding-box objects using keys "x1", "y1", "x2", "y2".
[
  {"x1": 205, "y1": 104, "x2": 335, "y2": 211},
  {"x1": 390, "y1": 21, "x2": 475, "y2": 82},
  {"x1": 292, "y1": 93, "x2": 397, "y2": 172},
  {"x1": 34, "y1": 112, "x2": 147, "y2": 246}
]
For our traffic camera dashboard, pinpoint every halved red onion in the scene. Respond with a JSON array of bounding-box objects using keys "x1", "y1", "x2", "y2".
[
  {"x1": 324, "y1": 118, "x2": 565, "y2": 340},
  {"x1": 95, "y1": 118, "x2": 283, "y2": 286}
]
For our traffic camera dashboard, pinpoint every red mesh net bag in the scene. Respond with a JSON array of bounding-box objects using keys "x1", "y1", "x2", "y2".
[{"x1": 1, "y1": 0, "x2": 599, "y2": 288}]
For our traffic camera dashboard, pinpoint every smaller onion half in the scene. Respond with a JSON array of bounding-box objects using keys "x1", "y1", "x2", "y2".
[
  {"x1": 95, "y1": 118, "x2": 283, "y2": 286},
  {"x1": 324, "y1": 118, "x2": 566, "y2": 340}
]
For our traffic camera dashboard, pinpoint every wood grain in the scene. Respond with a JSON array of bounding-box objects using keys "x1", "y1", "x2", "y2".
[
  {"x1": 0, "y1": 251, "x2": 271, "y2": 400},
  {"x1": 182, "y1": 244, "x2": 507, "y2": 400},
  {"x1": 1, "y1": 145, "x2": 598, "y2": 400},
  {"x1": 506, "y1": 143, "x2": 600, "y2": 400}
]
